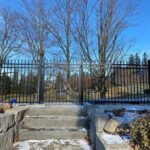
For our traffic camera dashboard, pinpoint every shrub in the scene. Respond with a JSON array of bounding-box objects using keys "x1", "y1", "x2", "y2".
[{"x1": 130, "y1": 115, "x2": 150, "y2": 150}]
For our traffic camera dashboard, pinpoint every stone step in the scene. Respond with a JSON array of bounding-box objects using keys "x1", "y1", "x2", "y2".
[
  {"x1": 23, "y1": 116, "x2": 89, "y2": 130},
  {"x1": 28, "y1": 106, "x2": 87, "y2": 117},
  {"x1": 18, "y1": 129, "x2": 88, "y2": 141},
  {"x1": 12, "y1": 139, "x2": 90, "y2": 150}
]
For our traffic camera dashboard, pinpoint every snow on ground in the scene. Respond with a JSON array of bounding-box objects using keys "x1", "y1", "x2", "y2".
[
  {"x1": 12, "y1": 139, "x2": 92, "y2": 150},
  {"x1": 113, "y1": 112, "x2": 139, "y2": 124},
  {"x1": 121, "y1": 135, "x2": 133, "y2": 143},
  {"x1": 101, "y1": 133, "x2": 125, "y2": 144},
  {"x1": 106, "y1": 105, "x2": 150, "y2": 124}
]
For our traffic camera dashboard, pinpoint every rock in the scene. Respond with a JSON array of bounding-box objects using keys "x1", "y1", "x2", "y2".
[
  {"x1": 6, "y1": 107, "x2": 29, "y2": 123},
  {"x1": 14, "y1": 121, "x2": 23, "y2": 142},
  {"x1": 0, "y1": 113, "x2": 15, "y2": 132},
  {"x1": 96, "y1": 133, "x2": 132, "y2": 150},
  {"x1": 0, "y1": 133, "x2": 4, "y2": 145},
  {"x1": 87, "y1": 106, "x2": 104, "y2": 121},
  {"x1": 0, "y1": 142, "x2": 7, "y2": 150},
  {"x1": 104, "y1": 118, "x2": 120, "y2": 133},
  {"x1": 4, "y1": 128, "x2": 14, "y2": 149},
  {"x1": 88, "y1": 110, "x2": 109, "y2": 149},
  {"x1": 95, "y1": 114, "x2": 109, "y2": 133}
]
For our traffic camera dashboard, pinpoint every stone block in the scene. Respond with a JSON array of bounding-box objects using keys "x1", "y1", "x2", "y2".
[
  {"x1": 0, "y1": 113, "x2": 15, "y2": 132},
  {"x1": 19, "y1": 129, "x2": 87, "y2": 140},
  {"x1": 0, "y1": 133, "x2": 4, "y2": 146},
  {"x1": 95, "y1": 114, "x2": 109, "y2": 133},
  {"x1": 0, "y1": 133, "x2": 3, "y2": 140},
  {"x1": 4, "y1": 128, "x2": 14, "y2": 149},
  {"x1": 96, "y1": 133, "x2": 132, "y2": 150},
  {"x1": 87, "y1": 107, "x2": 104, "y2": 121},
  {"x1": 22, "y1": 116, "x2": 88, "y2": 130},
  {"x1": 6, "y1": 107, "x2": 29, "y2": 123},
  {"x1": 0, "y1": 142, "x2": 7, "y2": 150},
  {"x1": 104, "y1": 118, "x2": 120, "y2": 133},
  {"x1": 28, "y1": 106, "x2": 86, "y2": 117},
  {"x1": 14, "y1": 121, "x2": 23, "y2": 142}
]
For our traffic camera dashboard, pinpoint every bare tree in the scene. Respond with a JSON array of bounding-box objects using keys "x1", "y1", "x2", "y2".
[
  {"x1": 73, "y1": 0, "x2": 97, "y2": 89},
  {"x1": 15, "y1": 0, "x2": 54, "y2": 102},
  {"x1": 49, "y1": 0, "x2": 76, "y2": 61},
  {"x1": 48, "y1": 0, "x2": 76, "y2": 99},
  {"x1": 17, "y1": 0, "x2": 53, "y2": 61},
  {"x1": 96, "y1": 0, "x2": 136, "y2": 97},
  {"x1": 73, "y1": 0, "x2": 93, "y2": 62},
  {"x1": 95, "y1": 0, "x2": 136, "y2": 64},
  {"x1": 74, "y1": 0, "x2": 137, "y2": 98},
  {"x1": 0, "y1": 8, "x2": 21, "y2": 70}
]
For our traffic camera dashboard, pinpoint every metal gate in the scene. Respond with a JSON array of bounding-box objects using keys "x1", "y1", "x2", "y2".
[
  {"x1": 42, "y1": 60, "x2": 83, "y2": 103},
  {"x1": 0, "y1": 59, "x2": 150, "y2": 104}
]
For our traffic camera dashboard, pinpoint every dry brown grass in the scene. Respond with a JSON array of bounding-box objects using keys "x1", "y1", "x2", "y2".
[{"x1": 0, "y1": 104, "x2": 12, "y2": 113}]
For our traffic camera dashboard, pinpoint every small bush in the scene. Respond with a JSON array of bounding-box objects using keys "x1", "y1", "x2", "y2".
[{"x1": 130, "y1": 116, "x2": 150, "y2": 150}]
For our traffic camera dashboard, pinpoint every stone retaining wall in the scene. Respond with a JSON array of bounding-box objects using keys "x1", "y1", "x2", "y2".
[
  {"x1": 0, "y1": 106, "x2": 29, "y2": 150},
  {"x1": 87, "y1": 105, "x2": 132, "y2": 150}
]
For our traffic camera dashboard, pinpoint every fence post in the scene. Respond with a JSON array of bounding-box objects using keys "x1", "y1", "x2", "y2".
[
  {"x1": 38, "y1": 58, "x2": 45, "y2": 104},
  {"x1": 79, "y1": 61, "x2": 83, "y2": 104},
  {"x1": 148, "y1": 60, "x2": 150, "y2": 93}
]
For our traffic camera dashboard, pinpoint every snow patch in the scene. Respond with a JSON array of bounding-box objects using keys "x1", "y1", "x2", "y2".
[
  {"x1": 13, "y1": 141, "x2": 30, "y2": 150},
  {"x1": 80, "y1": 128, "x2": 87, "y2": 131},
  {"x1": 101, "y1": 133, "x2": 124, "y2": 144},
  {"x1": 115, "y1": 112, "x2": 139, "y2": 123},
  {"x1": 121, "y1": 135, "x2": 132, "y2": 143},
  {"x1": 13, "y1": 139, "x2": 92, "y2": 150},
  {"x1": 78, "y1": 140, "x2": 93, "y2": 150}
]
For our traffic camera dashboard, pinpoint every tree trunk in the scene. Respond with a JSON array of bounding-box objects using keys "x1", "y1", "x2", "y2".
[
  {"x1": 99, "y1": 67, "x2": 106, "y2": 99},
  {"x1": 66, "y1": 52, "x2": 71, "y2": 100}
]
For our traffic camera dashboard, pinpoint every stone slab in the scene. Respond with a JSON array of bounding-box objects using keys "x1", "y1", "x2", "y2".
[
  {"x1": 96, "y1": 133, "x2": 132, "y2": 150},
  {"x1": 4, "y1": 128, "x2": 14, "y2": 150},
  {"x1": 19, "y1": 129, "x2": 88, "y2": 141},
  {"x1": 23, "y1": 116, "x2": 88, "y2": 130},
  {"x1": 11, "y1": 139, "x2": 90, "y2": 150},
  {"x1": 95, "y1": 114, "x2": 109, "y2": 133},
  {"x1": 28, "y1": 106, "x2": 87, "y2": 117},
  {"x1": 0, "y1": 113, "x2": 15, "y2": 132},
  {"x1": 6, "y1": 106, "x2": 29, "y2": 123},
  {"x1": 0, "y1": 133, "x2": 4, "y2": 146},
  {"x1": 104, "y1": 118, "x2": 120, "y2": 133}
]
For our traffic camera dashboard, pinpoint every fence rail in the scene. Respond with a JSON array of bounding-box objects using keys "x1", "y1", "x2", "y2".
[{"x1": 0, "y1": 60, "x2": 150, "y2": 104}]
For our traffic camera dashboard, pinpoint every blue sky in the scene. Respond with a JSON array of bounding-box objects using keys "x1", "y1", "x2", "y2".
[
  {"x1": 125, "y1": 0, "x2": 150, "y2": 57},
  {"x1": 0, "y1": 0, "x2": 150, "y2": 58}
]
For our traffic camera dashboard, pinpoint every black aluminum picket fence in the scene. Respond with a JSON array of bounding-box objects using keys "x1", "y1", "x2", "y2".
[{"x1": 0, "y1": 60, "x2": 150, "y2": 104}]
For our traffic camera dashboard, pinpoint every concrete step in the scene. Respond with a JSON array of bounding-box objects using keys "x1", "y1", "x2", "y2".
[
  {"x1": 23, "y1": 116, "x2": 89, "y2": 130},
  {"x1": 18, "y1": 129, "x2": 88, "y2": 141},
  {"x1": 12, "y1": 139, "x2": 90, "y2": 150},
  {"x1": 28, "y1": 106, "x2": 87, "y2": 117}
]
